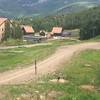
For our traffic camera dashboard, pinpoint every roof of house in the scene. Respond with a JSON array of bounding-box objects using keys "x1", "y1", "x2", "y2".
[
  {"x1": 22, "y1": 25, "x2": 34, "y2": 33},
  {"x1": 52, "y1": 27, "x2": 62, "y2": 34},
  {"x1": 0, "y1": 17, "x2": 8, "y2": 25}
]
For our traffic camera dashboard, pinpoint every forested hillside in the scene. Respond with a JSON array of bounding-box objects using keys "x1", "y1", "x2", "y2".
[
  {"x1": 0, "y1": 0, "x2": 100, "y2": 18},
  {"x1": 16, "y1": 7, "x2": 100, "y2": 40}
]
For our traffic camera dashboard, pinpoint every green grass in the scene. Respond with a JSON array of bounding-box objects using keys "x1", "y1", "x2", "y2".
[
  {"x1": 0, "y1": 39, "x2": 32, "y2": 46},
  {"x1": 0, "y1": 37, "x2": 80, "y2": 46},
  {"x1": 85, "y1": 35, "x2": 100, "y2": 42},
  {"x1": 0, "y1": 39, "x2": 77, "y2": 72},
  {"x1": 0, "y1": 50, "x2": 100, "y2": 100},
  {"x1": 0, "y1": 45, "x2": 56, "y2": 72},
  {"x1": 48, "y1": 38, "x2": 80, "y2": 46}
]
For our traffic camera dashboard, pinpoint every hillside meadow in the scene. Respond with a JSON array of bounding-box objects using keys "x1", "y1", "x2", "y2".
[
  {"x1": 0, "y1": 49, "x2": 100, "y2": 100},
  {"x1": 0, "y1": 39, "x2": 78, "y2": 72}
]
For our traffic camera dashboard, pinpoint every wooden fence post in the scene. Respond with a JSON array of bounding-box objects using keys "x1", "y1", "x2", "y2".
[{"x1": 35, "y1": 59, "x2": 37, "y2": 75}]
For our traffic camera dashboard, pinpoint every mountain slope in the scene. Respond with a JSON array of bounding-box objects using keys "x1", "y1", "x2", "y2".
[
  {"x1": 0, "y1": 0, "x2": 100, "y2": 18},
  {"x1": 55, "y1": 1, "x2": 99, "y2": 13}
]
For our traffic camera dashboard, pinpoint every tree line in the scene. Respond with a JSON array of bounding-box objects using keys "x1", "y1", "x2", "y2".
[{"x1": 3, "y1": 21, "x2": 23, "y2": 41}]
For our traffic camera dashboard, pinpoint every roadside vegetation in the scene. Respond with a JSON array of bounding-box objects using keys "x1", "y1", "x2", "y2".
[
  {"x1": 0, "y1": 49, "x2": 100, "y2": 100},
  {"x1": 0, "y1": 39, "x2": 78, "y2": 72},
  {"x1": 89, "y1": 35, "x2": 100, "y2": 42},
  {"x1": 83, "y1": 35, "x2": 100, "y2": 43}
]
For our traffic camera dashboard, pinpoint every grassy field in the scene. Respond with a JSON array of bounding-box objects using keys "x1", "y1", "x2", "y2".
[
  {"x1": 0, "y1": 50, "x2": 100, "y2": 100},
  {"x1": 0, "y1": 39, "x2": 31, "y2": 46},
  {"x1": 0, "y1": 45, "x2": 55, "y2": 72},
  {"x1": 0, "y1": 39, "x2": 77, "y2": 72},
  {"x1": 0, "y1": 37, "x2": 80, "y2": 46}
]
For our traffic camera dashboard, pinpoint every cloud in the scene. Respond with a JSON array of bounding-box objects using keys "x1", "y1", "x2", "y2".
[{"x1": 38, "y1": 0, "x2": 48, "y2": 3}]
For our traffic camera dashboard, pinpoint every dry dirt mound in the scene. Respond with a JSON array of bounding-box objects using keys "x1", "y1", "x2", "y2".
[{"x1": 80, "y1": 85, "x2": 95, "y2": 92}]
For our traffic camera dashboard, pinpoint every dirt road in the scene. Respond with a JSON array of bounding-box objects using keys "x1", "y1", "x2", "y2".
[
  {"x1": 0, "y1": 43, "x2": 52, "y2": 49},
  {"x1": 0, "y1": 42, "x2": 100, "y2": 85}
]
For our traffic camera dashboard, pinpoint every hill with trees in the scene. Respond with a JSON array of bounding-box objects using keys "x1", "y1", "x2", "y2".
[{"x1": 16, "y1": 6, "x2": 100, "y2": 40}]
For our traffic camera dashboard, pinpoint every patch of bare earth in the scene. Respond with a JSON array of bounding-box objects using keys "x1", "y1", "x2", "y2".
[
  {"x1": 16, "y1": 94, "x2": 31, "y2": 100},
  {"x1": 84, "y1": 64, "x2": 92, "y2": 67},
  {"x1": 50, "y1": 79, "x2": 69, "y2": 84},
  {"x1": 80, "y1": 85, "x2": 95, "y2": 92},
  {"x1": 0, "y1": 92, "x2": 5, "y2": 99},
  {"x1": 40, "y1": 90, "x2": 64, "y2": 100},
  {"x1": 16, "y1": 90, "x2": 64, "y2": 100},
  {"x1": 46, "y1": 90, "x2": 63, "y2": 100}
]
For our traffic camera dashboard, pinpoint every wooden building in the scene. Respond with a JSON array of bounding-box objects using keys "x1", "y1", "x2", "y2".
[
  {"x1": 21, "y1": 25, "x2": 34, "y2": 35},
  {"x1": 0, "y1": 17, "x2": 12, "y2": 41},
  {"x1": 51, "y1": 27, "x2": 63, "y2": 36}
]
